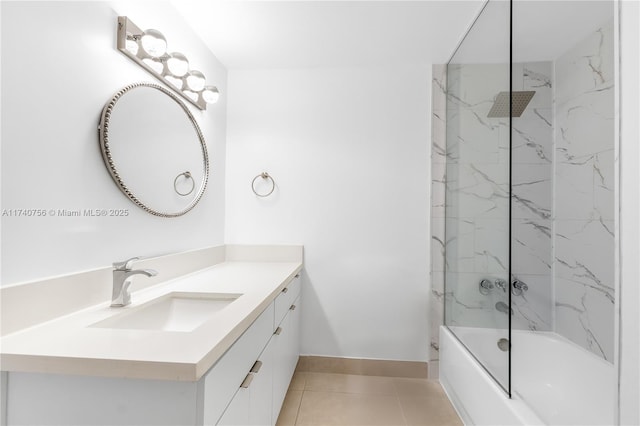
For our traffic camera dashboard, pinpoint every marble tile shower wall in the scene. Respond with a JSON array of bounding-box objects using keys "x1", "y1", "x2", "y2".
[
  {"x1": 430, "y1": 19, "x2": 615, "y2": 365},
  {"x1": 442, "y1": 62, "x2": 511, "y2": 333},
  {"x1": 437, "y1": 61, "x2": 554, "y2": 336},
  {"x1": 553, "y1": 20, "x2": 615, "y2": 362},
  {"x1": 430, "y1": 64, "x2": 446, "y2": 364},
  {"x1": 511, "y1": 61, "x2": 554, "y2": 332}
]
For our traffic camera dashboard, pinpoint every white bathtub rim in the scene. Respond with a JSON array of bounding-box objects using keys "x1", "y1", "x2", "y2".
[
  {"x1": 440, "y1": 325, "x2": 544, "y2": 426},
  {"x1": 513, "y1": 329, "x2": 614, "y2": 368},
  {"x1": 450, "y1": 325, "x2": 614, "y2": 368},
  {"x1": 439, "y1": 371, "x2": 473, "y2": 426},
  {"x1": 441, "y1": 374, "x2": 543, "y2": 426}
]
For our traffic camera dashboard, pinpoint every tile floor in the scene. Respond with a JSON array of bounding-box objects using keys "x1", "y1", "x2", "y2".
[{"x1": 276, "y1": 372, "x2": 463, "y2": 426}]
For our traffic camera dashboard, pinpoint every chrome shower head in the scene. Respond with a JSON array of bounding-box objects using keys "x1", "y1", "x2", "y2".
[{"x1": 487, "y1": 91, "x2": 536, "y2": 118}]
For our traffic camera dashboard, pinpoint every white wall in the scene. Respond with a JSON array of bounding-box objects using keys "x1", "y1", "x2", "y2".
[
  {"x1": 225, "y1": 67, "x2": 431, "y2": 361},
  {"x1": 0, "y1": 1, "x2": 227, "y2": 285},
  {"x1": 618, "y1": 1, "x2": 640, "y2": 423}
]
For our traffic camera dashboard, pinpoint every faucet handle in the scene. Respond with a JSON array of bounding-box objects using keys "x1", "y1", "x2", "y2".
[
  {"x1": 512, "y1": 279, "x2": 529, "y2": 296},
  {"x1": 113, "y1": 257, "x2": 139, "y2": 271}
]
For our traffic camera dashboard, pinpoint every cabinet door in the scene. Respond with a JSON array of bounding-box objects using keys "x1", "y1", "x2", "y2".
[
  {"x1": 217, "y1": 386, "x2": 249, "y2": 426},
  {"x1": 249, "y1": 337, "x2": 275, "y2": 426},
  {"x1": 219, "y1": 336, "x2": 276, "y2": 426},
  {"x1": 274, "y1": 274, "x2": 301, "y2": 328},
  {"x1": 271, "y1": 317, "x2": 289, "y2": 424},
  {"x1": 272, "y1": 297, "x2": 301, "y2": 424},
  {"x1": 287, "y1": 296, "x2": 301, "y2": 379},
  {"x1": 203, "y1": 304, "x2": 274, "y2": 425}
]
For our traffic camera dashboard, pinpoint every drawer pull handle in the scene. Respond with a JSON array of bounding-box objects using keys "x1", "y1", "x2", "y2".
[
  {"x1": 295, "y1": 274, "x2": 300, "y2": 278},
  {"x1": 250, "y1": 360, "x2": 263, "y2": 373},
  {"x1": 240, "y1": 373, "x2": 254, "y2": 389},
  {"x1": 290, "y1": 304, "x2": 296, "y2": 311},
  {"x1": 282, "y1": 287, "x2": 289, "y2": 293},
  {"x1": 274, "y1": 326, "x2": 283, "y2": 335}
]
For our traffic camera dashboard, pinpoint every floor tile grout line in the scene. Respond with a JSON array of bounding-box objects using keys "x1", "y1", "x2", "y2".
[
  {"x1": 293, "y1": 389, "x2": 304, "y2": 426},
  {"x1": 290, "y1": 372, "x2": 460, "y2": 425},
  {"x1": 396, "y1": 393, "x2": 410, "y2": 426},
  {"x1": 300, "y1": 388, "x2": 399, "y2": 397},
  {"x1": 291, "y1": 375, "x2": 306, "y2": 426},
  {"x1": 302, "y1": 373, "x2": 400, "y2": 397},
  {"x1": 295, "y1": 388, "x2": 409, "y2": 426}
]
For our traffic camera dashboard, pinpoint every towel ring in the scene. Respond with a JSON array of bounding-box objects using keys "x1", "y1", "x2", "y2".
[
  {"x1": 174, "y1": 171, "x2": 195, "y2": 196},
  {"x1": 252, "y1": 172, "x2": 275, "y2": 197}
]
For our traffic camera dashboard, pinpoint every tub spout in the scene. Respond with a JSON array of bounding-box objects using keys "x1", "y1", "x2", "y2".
[{"x1": 495, "y1": 301, "x2": 513, "y2": 315}]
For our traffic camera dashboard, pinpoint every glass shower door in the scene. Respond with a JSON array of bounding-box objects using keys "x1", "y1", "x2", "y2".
[
  {"x1": 509, "y1": 1, "x2": 617, "y2": 423},
  {"x1": 444, "y1": 0, "x2": 512, "y2": 394}
]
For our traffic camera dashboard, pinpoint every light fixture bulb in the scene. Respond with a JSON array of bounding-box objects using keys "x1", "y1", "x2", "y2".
[
  {"x1": 125, "y1": 34, "x2": 139, "y2": 56},
  {"x1": 202, "y1": 86, "x2": 220, "y2": 104},
  {"x1": 166, "y1": 52, "x2": 189, "y2": 77},
  {"x1": 140, "y1": 29, "x2": 167, "y2": 57},
  {"x1": 164, "y1": 75, "x2": 184, "y2": 90},
  {"x1": 186, "y1": 70, "x2": 206, "y2": 92},
  {"x1": 182, "y1": 90, "x2": 199, "y2": 102},
  {"x1": 142, "y1": 58, "x2": 164, "y2": 74}
]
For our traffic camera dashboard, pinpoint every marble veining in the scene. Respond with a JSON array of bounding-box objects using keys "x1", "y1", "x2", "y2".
[
  {"x1": 432, "y1": 20, "x2": 615, "y2": 363},
  {"x1": 430, "y1": 64, "x2": 447, "y2": 363},
  {"x1": 553, "y1": 19, "x2": 615, "y2": 361},
  {"x1": 444, "y1": 60, "x2": 554, "y2": 334},
  {"x1": 523, "y1": 67, "x2": 551, "y2": 89}
]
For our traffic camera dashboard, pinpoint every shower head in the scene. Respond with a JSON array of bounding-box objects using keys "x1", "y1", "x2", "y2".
[{"x1": 487, "y1": 91, "x2": 536, "y2": 118}]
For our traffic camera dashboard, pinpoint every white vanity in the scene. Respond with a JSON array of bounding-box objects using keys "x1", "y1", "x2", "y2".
[{"x1": 0, "y1": 245, "x2": 303, "y2": 426}]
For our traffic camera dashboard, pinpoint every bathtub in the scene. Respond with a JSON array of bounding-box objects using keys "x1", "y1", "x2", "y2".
[{"x1": 440, "y1": 326, "x2": 616, "y2": 425}]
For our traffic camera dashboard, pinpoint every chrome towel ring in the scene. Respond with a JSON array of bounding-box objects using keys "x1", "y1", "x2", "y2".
[
  {"x1": 252, "y1": 172, "x2": 275, "y2": 197},
  {"x1": 174, "y1": 171, "x2": 195, "y2": 196}
]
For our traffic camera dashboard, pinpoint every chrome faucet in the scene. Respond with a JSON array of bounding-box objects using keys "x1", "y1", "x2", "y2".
[{"x1": 111, "y1": 257, "x2": 158, "y2": 307}]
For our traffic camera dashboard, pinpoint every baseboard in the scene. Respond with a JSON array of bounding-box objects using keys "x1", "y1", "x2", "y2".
[
  {"x1": 429, "y1": 360, "x2": 439, "y2": 379},
  {"x1": 295, "y1": 356, "x2": 428, "y2": 379}
]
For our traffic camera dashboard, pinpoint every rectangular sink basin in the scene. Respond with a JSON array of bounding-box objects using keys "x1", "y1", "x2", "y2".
[{"x1": 91, "y1": 292, "x2": 242, "y2": 332}]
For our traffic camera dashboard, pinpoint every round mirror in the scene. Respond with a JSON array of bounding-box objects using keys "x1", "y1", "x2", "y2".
[{"x1": 98, "y1": 83, "x2": 209, "y2": 217}]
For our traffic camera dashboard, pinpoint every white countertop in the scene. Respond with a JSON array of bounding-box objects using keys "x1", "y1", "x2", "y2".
[{"x1": 0, "y1": 261, "x2": 302, "y2": 382}]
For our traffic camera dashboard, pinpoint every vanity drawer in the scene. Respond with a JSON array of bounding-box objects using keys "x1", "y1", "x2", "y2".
[
  {"x1": 274, "y1": 273, "x2": 301, "y2": 328},
  {"x1": 202, "y1": 303, "x2": 275, "y2": 425}
]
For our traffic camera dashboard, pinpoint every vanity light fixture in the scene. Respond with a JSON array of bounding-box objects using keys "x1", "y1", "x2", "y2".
[
  {"x1": 116, "y1": 16, "x2": 219, "y2": 110},
  {"x1": 166, "y1": 52, "x2": 189, "y2": 77},
  {"x1": 186, "y1": 70, "x2": 206, "y2": 92},
  {"x1": 140, "y1": 29, "x2": 167, "y2": 57},
  {"x1": 202, "y1": 86, "x2": 220, "y2": 104}
]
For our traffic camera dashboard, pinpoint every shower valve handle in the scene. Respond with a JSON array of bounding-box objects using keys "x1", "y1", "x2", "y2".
[
  {"x1": 479, "y1": 279, "x2": 494, "y2": 295},
  {"x1": 512, "y1": 279, "x2": 529, "y2": 296}
]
